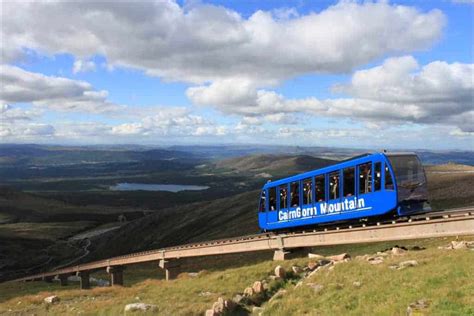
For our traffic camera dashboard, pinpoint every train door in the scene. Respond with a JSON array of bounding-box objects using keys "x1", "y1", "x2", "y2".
[{"x1": 258, "y1": 189, "x2": 267, "y2": 229}]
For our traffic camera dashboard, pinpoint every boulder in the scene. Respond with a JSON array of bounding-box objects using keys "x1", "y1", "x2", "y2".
[
  {"x1": 353, "y1": 281, "x2": 362, "y2": 288},
  {"x1": 291, "y1": 266, "x2": 303, "y2": 274},
  {"x1": 307, "y1": 266, "x2": 322, "y2": 278},
  {"x1": 124, "y1": 303, "x2": 158, "y2": 312},
  {"x1": 232, "y1": 294, "x2": 243, "y2": 304},
  {"x1": 391, "y1": 247, "x2": 406, "y2": 255},
  {"x1": 212, "y1": 297, "x2": 226, "y2": 314},
  {"x1": 307, "y1": 261, "x2": 319, "y2": 271},
  {"x1": 243, "y1": 287, "x2": 255, "y2": 297},
  {"x1": 44, "y1": 296, "x2": 60, "y2": 304},
  {"x1": 398, "y1": 260, "x2": 418, "y2": 269},
  {"x1": 407, "y1": 299, "x2": 430, "y2": 316},
  {"x1": 274, "y1": 265, "x2": 286, "y2": 279},
  {"x1": 367, "y1": 257, "x2": 384, "y2": 265},
  {"x1": 327, "y1": 253, "x2": 350, "y2": 262},
  {"x1": 318, "y1": 259, "x2": 332, "y2": 266},
  {"x1": 308, "y1": 253, "x2": 325, "y2": 260},
  {"x1": 205, "y1": 309, "x2": 218, "y2": 316},
  {"x1": 451, "y1": 241, "x2": 468, "y2": 249},
  {"x1": 252, "y1": 281, "x2": 264, "y2": 294}
]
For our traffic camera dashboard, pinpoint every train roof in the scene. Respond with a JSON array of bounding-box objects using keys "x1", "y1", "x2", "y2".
[{"x1": 263, "y1": 151, "x2": 417, "y2": 188}]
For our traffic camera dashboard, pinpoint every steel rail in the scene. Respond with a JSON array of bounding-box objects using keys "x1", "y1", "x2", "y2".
[{"x1": 12, "y1": 207, "x2": 474, "y2": 282}]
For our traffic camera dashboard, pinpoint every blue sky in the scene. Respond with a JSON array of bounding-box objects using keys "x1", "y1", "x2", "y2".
[{"x1": 1, "y1": 0, "x2": 472, "y2": 150}]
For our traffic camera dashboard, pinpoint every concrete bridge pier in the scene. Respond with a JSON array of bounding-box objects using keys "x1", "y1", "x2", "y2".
[
  {"x1": 77, "y1": 271, "x2": 90, "y2": 289},
  {"x1": 159, "y1": 259, "x2": 181, "y2": 281},
  {"x1": 273, "y1": 247, "x2": 309, "y2": 261},
  {"x1": 58, "y1": 274, "x2": 69, "y2": 286},
  {"x1": 106, "y1": 266, "x2": 124, "y2": 286}
]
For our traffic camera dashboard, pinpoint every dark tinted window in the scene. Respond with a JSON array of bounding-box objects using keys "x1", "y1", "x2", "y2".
[
  {"x1": 329, "y1": 171, "x2": 340, "y2": 200},
  {"x1": 385, "y1": 164, "x2": 394, "y2": 190},
  {"x1": 302, "y1": 178, "x2": 313, "y2": 205},
  {"x1": 269, "y1": 187, "x2": 277, "y2": 211},
  {"x1": 358, "y1": 162, "x2": 372, "y2": 194},
  {"x1": 343, "y1": 167, "x2": 355, "y2": 197},
  {"x1": 315, "y1": 175, "x2": 325, "y2": 202},
  {"x1": 279, "y1": 185, "x2": 288, "y2": 210},
  {"x1": 374, "y1": 162, "x2": 382, "y2": 191},
  {"x1": 387, "y1": 155, "x2": 426, "y2": 189},
  {"x1": 259, "y1": 190, "x2": 266, "y2": 212},
  {"x1": 290, "y1": 181, "x2": 299, "y2": 207}
]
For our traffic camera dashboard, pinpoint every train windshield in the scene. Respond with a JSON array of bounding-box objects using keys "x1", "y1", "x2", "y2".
[{"x1": 387, "y1": 155, "x2": 426, "y2": 189}]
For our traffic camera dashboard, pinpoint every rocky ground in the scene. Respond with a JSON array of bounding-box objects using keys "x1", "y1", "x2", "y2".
[{"x1": 0, "y1": 236, "x2": 473, "y2": 315}]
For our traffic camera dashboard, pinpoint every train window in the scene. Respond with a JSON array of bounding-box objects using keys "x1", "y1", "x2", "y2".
[
  {"x1": 279, "y1": 185, "x2": 288, "y2": 210},
  {"x1": 385, "y1": 165, "x2": 394, "y2": 190},
  {"x1": 358, "y1": 163, "x2": 372, "y2": 194},
  {"x1": 374, "y1": 162, "x2": 382, "y2": 191},
  {"x1": 343, "y1": 167, "x2": 355, "y2": 197},
  {"x1": 329, "y1": 171, "x2": 340, "y2": 200},
  {"x1": 315, "y1": 175, "x2": 325, "y2": 202},
  {"x1": 302, "y1": 178, "x2": 313, "y2": 205},
  {"x1": 290, "y1": 182, "x2": 299, "y2": 207},
  {"x1": 259, "y1": 190, "x2": 266, "y2": 212},
  {"x1": 269, "y1": 187, "x2": 277, "y2": 211}
]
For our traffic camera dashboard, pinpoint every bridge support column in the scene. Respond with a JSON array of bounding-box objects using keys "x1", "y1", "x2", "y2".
[
  {"x1": 159, "y1": 259, "x2": 181, "y2": 281},
  {"x1": 107, "y1": 266, "x2": 124, "y2": 286},
  {"x1": 42, "y1": 276, "x2": 53, "y2": 283},
  {"x1": 77, "y1": 271, "x2": 90, "y2": 289},
  {"x1": 273, "y1": 249, "x2": 290, "y2": 261},
  {"x1": 58, "y1": 274, "x2": 69, "y2": 286}
]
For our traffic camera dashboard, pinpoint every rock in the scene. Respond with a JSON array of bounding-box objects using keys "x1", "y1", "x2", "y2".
[
  {"x1": 391, "y1": 247, "x2": 406, "y2": 255},
  {"x1": 368, "y1": 257, "x2": 384, "y2": 265},
  {"x1": 269, "y1": 289, "x2": 287, "y2": 302},
  {"x1": 124, "y1": 303, "x2": 158, "y2": 312},
  {"x1": 232, "y1": 294, "x2": 243, "y2": 304},
  {"x1": 327, "y1": 253, "x2": 350, "y2": 262},
  {"x1": 306, "y1": 283, "x2": 324, "y2": 293},
  {"x1": 243, "y1": 286, "x2": 255, "y2": 297},
  {"x1": 44, "y1": 296, "x2": 60, "y2": 304},
  {"x1": 407, "y1": 299, "x2": 430, "y2": 315},
  {"x1": 318, "y1": 259, "x2": 332, "y2": 266},
  {"x1": 355, "y1": 255, "x2": 370, "y2": 261},
  {"x1": 307, "y1": 261, "x2": 319, "y2": 271},
  {"x1": 199, "y1": 291, "x2": 213, "y2": 296},
  {"x1": 451, "y1": 241, "x2": 468, "y2": 249},
  {"x1": 308, "y1": 253, "x2": 325, "y2": 259},
  {"x1": 205, "y1": 309, "x2": 218, "y2": 316},
  {"x1": 188, "y1": 272, "x2": 199, "y2": 277},
  {"x1": 353, "y1": 281, "x2": 362, "y2": 288},
  {"x1": 398, "y1": 260, "x2": 418, "y2": 269},
  {"x1": 274, "y1": 265, "x2": 286, "y2": 278},
  {"x1": 389, "y1": 265, "x2": 399, "y2": 270},
  {"x1": 292, "y1": 266, "x2": 303, "y2": 274},
  {"x1": 212, "y1": 297, "x2": 226, "y2": 314},
  {"x1": 252, "y1": 281, "x2": 264, "y2": 294}
]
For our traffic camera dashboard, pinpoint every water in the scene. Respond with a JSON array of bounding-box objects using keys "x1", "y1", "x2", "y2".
[{"x1": 110, "y1": 183, "x2": 209, "y2": 192}]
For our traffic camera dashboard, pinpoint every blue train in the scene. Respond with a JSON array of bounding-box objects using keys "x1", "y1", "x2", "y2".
[{"x1": 258, "y1": 152, "x2": 431, "y2": 232}]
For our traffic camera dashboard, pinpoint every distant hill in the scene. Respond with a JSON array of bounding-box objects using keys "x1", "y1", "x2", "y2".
[
  {"x1": 87, "y1": 190, "x2": 260, "y2": 260},
  {"x1": 214, "y1": 154, "x2": 336, "y2": 177}
]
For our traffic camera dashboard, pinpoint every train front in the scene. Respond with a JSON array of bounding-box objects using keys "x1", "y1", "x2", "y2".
[{"x1": 386, "y1": 153, "x2": 431, "y2": 216}]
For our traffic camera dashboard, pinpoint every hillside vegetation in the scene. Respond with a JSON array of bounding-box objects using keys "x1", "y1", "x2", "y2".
[{"x1": 0, "y1": 237, "x2": 472, "y2": 315}]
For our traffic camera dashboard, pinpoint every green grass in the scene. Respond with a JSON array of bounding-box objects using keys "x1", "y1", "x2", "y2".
[
  {"x1": 0, "y1": 236, "x2": 472, "y2": 315},
  {"x1": 0, "y1": 222, "x2": 97, "y2": 241}
]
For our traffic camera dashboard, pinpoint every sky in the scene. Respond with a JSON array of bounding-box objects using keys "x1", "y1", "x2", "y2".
[{"x1": 0, "y1": 0, "x2": 473, "y2": 150}]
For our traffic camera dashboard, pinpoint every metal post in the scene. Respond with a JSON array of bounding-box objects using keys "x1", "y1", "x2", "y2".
[
  {"x1": 77, "y1": 271, "x2": 90, "y2": 289},
  {"x1": 158, "y1": 259, "x2": 181, "y2": 281}
]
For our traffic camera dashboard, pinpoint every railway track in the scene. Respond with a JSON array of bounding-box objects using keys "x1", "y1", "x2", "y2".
[{"x1": 11, "y1": 206, "x2": 474, "y2": 286}]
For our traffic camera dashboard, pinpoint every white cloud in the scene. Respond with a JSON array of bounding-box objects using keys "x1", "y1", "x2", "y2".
[
  {"x1": 0, "y1": 65, "x2": 122, "y2": 113},
  {"x1": 73, "y1": 59, "x2": 96, "y2": 74},
  {"x1": 188, "y1": 57, "x2": 474, "y2": 132},
  {"x1": 2, "y1": 1, "x2": 445, "y2": 83}
]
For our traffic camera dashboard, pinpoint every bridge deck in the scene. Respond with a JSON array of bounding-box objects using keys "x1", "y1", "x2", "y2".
[{"x1": 12, "y1": 207, "x2": 474, "y2": 284}]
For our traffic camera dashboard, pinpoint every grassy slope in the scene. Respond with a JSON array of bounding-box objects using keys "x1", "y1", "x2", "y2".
[{"x1": 0, "y1": 236, "x2": 472, "y2": 315}]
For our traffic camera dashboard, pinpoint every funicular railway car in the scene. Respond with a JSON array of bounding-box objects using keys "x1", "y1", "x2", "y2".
[{"x1": 258, "y1": 152, "x2": 430, "y2": 232}]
